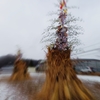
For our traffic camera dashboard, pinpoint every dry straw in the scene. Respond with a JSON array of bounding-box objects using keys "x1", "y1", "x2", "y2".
[
  {"x1": 36, "y1": 47, "x2": 95, "y2": 100},
  {"x1": 9, "y1": 60, "x2": 31, "y2": 82}
]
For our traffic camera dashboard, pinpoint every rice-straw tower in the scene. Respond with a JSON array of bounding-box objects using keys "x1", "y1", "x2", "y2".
[
  {"x1": 9, "y1": 50, "x2": 30, "y2": 81},
  {"x1": 36, "y1": 0, "x2": 95, "y2": 100}
]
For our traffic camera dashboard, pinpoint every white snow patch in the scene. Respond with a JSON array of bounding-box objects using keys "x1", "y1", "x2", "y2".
[
  {"x1": 77, "y1": 75, "x2": 100, "y2": 82},
  {"x1": 0, "y1": 82, "x2": 28, "y2": 100}
]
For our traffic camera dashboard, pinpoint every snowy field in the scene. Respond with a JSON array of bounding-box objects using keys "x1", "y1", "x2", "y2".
[
  {"x1": 0, "y1": 73, "x2": 100, "y2": 100},
  {"x1": 77, "y1": 75, "x2": 100, "y2": 82},
  {"x1": 0, "y1": 73, "x2": 100, "y2": 82}
]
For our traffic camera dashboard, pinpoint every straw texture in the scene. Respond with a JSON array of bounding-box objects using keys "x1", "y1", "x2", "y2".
[
  {"x1": 9, "y1": 60, "x2": 31, "y2": 82},
  {"x1": 36, "y1": 48, "x2": 95, "y2": 100}
]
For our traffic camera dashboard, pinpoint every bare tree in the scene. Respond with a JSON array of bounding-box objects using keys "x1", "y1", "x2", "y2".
[{"x1": 41, "y1": 5, "x2": 83, "y2": 52}]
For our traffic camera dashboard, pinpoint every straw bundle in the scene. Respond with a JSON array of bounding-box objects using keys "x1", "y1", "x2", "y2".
[
  {"x1": 36, "y1": 47, "x2": 95, "y2": 100},
  {"x1": 9, "y1": 60, "x2": 31, "y2": 82}
]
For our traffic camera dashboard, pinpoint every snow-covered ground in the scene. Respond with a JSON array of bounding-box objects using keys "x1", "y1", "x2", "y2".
[
  {"x1": 0, "y1": 82, "x2": 28, "y2": 100},
  {"x1": 0, "y1": 73, "x2": 100, "y2": 100},
  {"x1": 77, "y1": 75, "x2": 100, "y2": 82},
  {"x1": 0, "y1": 73, "x2": 100, "y2": 82}
]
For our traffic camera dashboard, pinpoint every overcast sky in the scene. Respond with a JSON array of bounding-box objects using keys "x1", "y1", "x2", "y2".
[{"x1": 0, "y1": 0, "x2": 100, "y2": 59}]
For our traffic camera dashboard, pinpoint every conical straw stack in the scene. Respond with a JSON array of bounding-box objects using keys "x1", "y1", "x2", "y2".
[
  {"x1": 35, "y1": 48, "x2": 95, "y2": 100},
  {"x1": 9, "y1": 60, "x2": 31, "y2": 82}
]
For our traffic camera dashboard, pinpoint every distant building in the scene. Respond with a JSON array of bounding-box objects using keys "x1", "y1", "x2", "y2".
[
  {"x1": 73, "y1": 59, "x2": 100, "y2": 72},
  {"x1": 35, "y1": 59, "x2": 100, "y2": 72}
]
